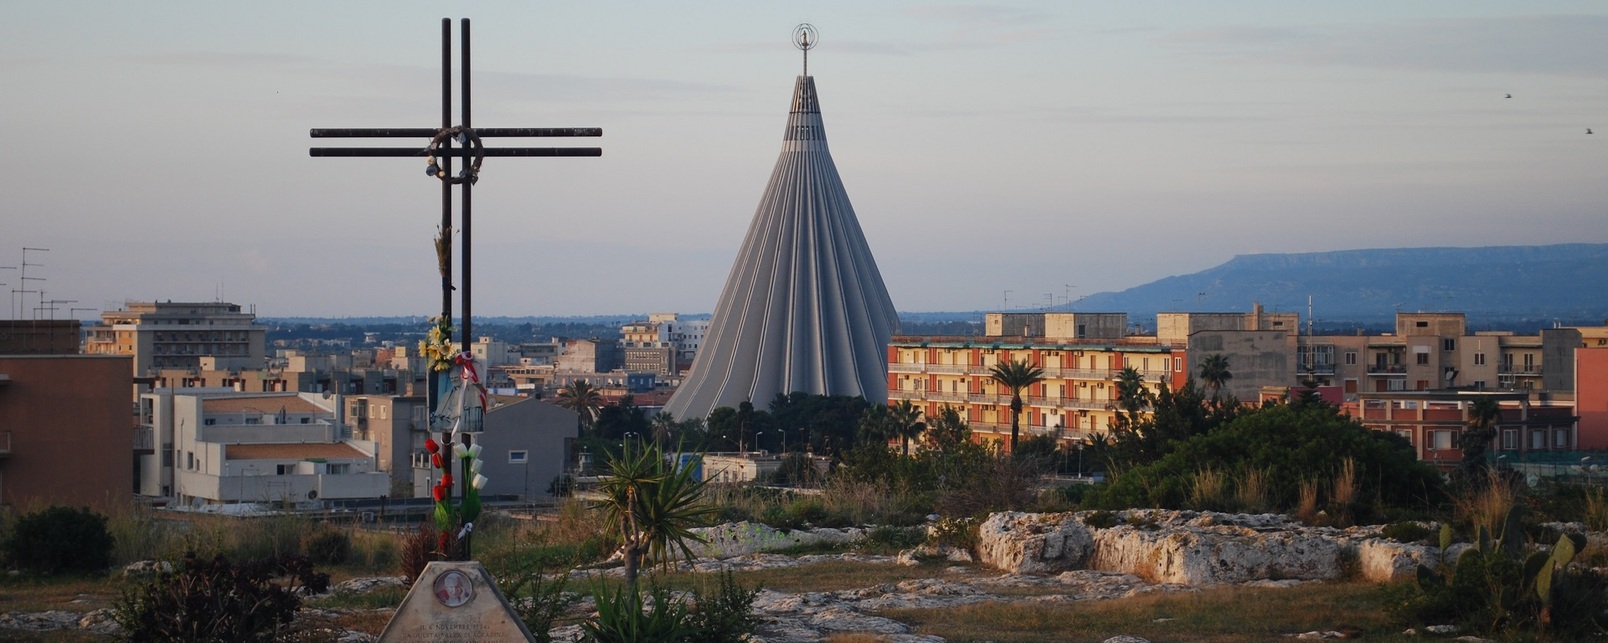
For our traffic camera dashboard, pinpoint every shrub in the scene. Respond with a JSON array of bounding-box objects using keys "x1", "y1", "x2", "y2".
[
  {"x1": 684, "y1": 571, "x2": 760, "y2": 643},
  {"x1": 927, "y1": 517, "x2": 979, "y2": 551},
  {"x1": 1380, "y1": 522, "x2": 1433, "y2": 544},
  {"x1": 1086, "y1": 404, "x2": 1442, "y2": 516},
  {"x1": 1082, "y1": 511, "x2": 1120, "y2": 529},
  {"x1": 493, "y1": 550, "x2": 578, "y2": 643},
  {"x1": 583, "y1": 582, "x2": 689, "y2": 643},
  {"x1": 305, "y1": 528, "x2": 352, "y2": 566},
  {"x1": 112, "y1": 551, "x2": 329, "y2": 642},
  {"x1": 2, "y1": 506, "x2": 114, "y2": 574},
  {"x1": 399, "y1": 522, "x2": 456, "y2": 585},
  {"x1": 1402, "y1": 509, "x2": 1608, "y2": 638},
  {"x1": 863, "y1": 525, "x2": 924, "y2": 551}
]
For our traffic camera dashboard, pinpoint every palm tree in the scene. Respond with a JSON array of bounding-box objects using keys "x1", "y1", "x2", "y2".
[
  {"x1": 887, "y1": 400, "x2": 925, "y2": 456},
  {"x1": 649, "y1": 411, "x2": 677, "y2": 448},
  {"x1": 554, "y1": 380, "x2": 603, "y2": 433},
  {"x1": 1113, "y1": 366, "x2": 1151, "y2": 430},
  {"x1": 593, "y1": 442, "x2": 716, "y2": 589},
  {"x1": 1198, "y1": 354, "x2": 1233, "y2": 401},
  {"x1": 989, "y1": 359, "x2": 1046, "y2": 453},
  {"x1": 1460, "y1": 397, "x2": 1502, "y2": 480}
]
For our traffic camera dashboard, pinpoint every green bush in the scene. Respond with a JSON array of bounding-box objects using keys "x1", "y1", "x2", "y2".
[
  {"x1": 493, "y1": 550, "x2": 578, "y2": 643},
  {"x1": 112, "y1": 551, "x2": 329, "y2": 642},
  {"x1": 864, "y1": 525, "x2": 924, "y2": 551},
  {"x1": 583, "y1": 582, "x2": 689, "y2": 643},
  {"x1": 758, "y1": 506, "x2": 803, "y2": 532},
  {"x1": 1082, "y1": 510, "x2": 1120, "y2": 529},
  {"x1": 305, "y1": 529, "x2": 352, "y2": 566},
  {"x1": 684, "y1": 571, "x2": 760, "y2": 643},
  {"x1": 1400, "y1": 511, "x2": 1608, "y2": 638},
  {"x1": 1379, "y1": 522, "x2": 1433, "y2": 544},
  {"x1": 2, "y1": 506, "x2": 114, "y2": 574},
  {"x1": 1085, "y1": 404, "x2": 1443, "y2": 517}
]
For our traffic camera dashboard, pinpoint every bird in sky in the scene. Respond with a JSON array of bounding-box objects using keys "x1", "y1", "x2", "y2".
[{"x1": 1505, "y1": 93, "x2": 1512, "y2": 98}]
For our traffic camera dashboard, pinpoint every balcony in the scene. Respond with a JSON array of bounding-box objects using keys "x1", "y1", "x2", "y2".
[
  {"x1": 1367, "y1": 365, "x2": 1406, "y2": 376},
  {"x1": 133, "y1": 427, "x2": 154, "y2": 456}
]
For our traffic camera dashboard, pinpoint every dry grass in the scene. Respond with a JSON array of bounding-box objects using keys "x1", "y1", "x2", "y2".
[
  {"x1": 1234, "y1": 466, "x2": 1270, "y2": 514},
  {"x1": 1296, "y1": 478, "x2": 1321, "y2": 524},
  {"x1": 1457, "y1": 471, "x2": 1516, "y2": 538},
  {"x1": 879, "y1": 581, "x2": 1417, "y2": 643},
  {"x1": 1188, "y1": 468, "x2": 1228, "y2": 511},
  {"x1": 1330, "y1": 458, "x2": 1358, "y2": 526},
  {"x1": 1585, "y1": 487, "x2": 1608, "y2": 532}
]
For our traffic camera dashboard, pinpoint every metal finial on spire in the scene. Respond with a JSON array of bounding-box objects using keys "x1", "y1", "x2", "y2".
[{"x1": 793, "y1": 23, "x2": 817, "y2": 77}]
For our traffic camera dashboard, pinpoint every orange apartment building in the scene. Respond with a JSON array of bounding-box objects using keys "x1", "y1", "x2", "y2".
[
  {"x1": 888, "y1": 312, "x2": 1185, "y2": 449},
  {"x1": 1349, "y1": 391, "x2": 1576, "y2": 469}
]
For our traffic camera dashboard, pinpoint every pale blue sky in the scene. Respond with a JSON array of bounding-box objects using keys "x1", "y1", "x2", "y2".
[{"x1": 2, "y1": 2, "x2": 1604, "y2": 318}]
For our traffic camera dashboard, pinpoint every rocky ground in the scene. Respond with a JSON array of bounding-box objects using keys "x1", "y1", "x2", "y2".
[{"x1": 3, "y1": 508, "x2": 1559, "y2": 641}]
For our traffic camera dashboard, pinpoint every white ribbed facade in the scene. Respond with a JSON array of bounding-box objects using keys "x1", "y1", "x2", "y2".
[{"x1": 665, "y1": 75, "x2": 897, "y2": 420}]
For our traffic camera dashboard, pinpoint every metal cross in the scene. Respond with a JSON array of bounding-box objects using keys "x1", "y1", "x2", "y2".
[{"x1": 308, "y1": 18, "x2": 600, "y2": 558}]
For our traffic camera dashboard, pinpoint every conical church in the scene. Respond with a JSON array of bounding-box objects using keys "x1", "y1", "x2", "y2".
[{"x1": 664, "y1": 33, "x2": 897, "y2": 421}]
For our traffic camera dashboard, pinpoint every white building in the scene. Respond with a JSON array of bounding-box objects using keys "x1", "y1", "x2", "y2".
[{"x1": 137, "y1": 390, "x2": 388, "y2": 506}]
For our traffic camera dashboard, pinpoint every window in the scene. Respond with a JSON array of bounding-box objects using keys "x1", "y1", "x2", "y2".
[
  {"x1": 327, "y1": 463, "x2": 351, "y2": 475},
  {"x1": 509, "y1": 450, "x2": 529, "y2": 464},
  {"x1": 1474, "y1": 353, "x2": 1486, "y2": 365},
  {"x1": 1432, "y1": 431, "x2": 1453, "y2": 450},
  {"x1": 1531, "y1": 431, "x2": 1545, "y2": 449},
  {"x1": 1503, "y1": 430, "x2": 1518, "y2": 450},
  {"x1": 1556, "y1": 430, "x2": 1568, "y2": 448},
  {"x1": 1173, "y1": 357, "x2": 1182, "y2": 372},
  {"x1": 1443, "y1": 338, "x2": 1456, "y2": 351},
  {"x1": 1345, "y1": 351, "x2": 1357, "y2": 365},
  {"x1": 1416, "y1": 353, "x2": 1429, "y2": 365},
  {"x1": 277, "y1": 464, "x2": 291, "y2": 475},
  {"x1": 187, "y1": 452, "x2": 195, "y2": 470},
  {"x1": 203, "y1": 418, "x2": 216, "y2": 426},
  {"x1": 1416, "y1": 321, "x2": 1429, "y2": 328}
]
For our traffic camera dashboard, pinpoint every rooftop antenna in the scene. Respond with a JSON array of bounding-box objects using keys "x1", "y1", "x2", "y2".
[{"x1": 794, "y1": 23, "x2": 817, "y2": 77}]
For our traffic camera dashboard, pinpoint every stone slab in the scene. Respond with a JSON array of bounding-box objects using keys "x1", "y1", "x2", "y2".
[{"x1": 377, "y1": 561, "x2": 535, "y2": 643}]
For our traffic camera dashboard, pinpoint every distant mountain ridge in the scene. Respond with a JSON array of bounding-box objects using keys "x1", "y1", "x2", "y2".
[{"x1": 1070, "y1": 244, "x2": 1608, "y2": 328}]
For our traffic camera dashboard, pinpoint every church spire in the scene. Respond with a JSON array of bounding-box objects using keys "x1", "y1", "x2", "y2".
[{"x1": 664, "y1": 26, "x2": 898, "y2": 422}]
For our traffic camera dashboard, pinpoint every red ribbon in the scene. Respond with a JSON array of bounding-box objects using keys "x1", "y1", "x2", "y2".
[{"x1": 453, "y1": 351, "x2": 488, "y2": 412}]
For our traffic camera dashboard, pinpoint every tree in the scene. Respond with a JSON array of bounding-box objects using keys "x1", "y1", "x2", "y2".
[
  {"x1": 1112, "y1": 366, "x2": 1152, "y2": 431},
  {"x1": 989, "y1": 359, "x2": 1045, "y2": 453},
  {"x1": 592, "y1": 442, "x2": 717, "y2": 590},
  {"x1": 887, "y1": 400, "x2": 925, "y2": 456},
  {"x1": 1460, "y1": 397, "x2": 1502, "y2": 481},
  {"x1": 554, "y1": 380, "x2": 603, "y2": 433},
  {"x1": 923, "y1": 405, "x2": 973, "y2": 454},
  {"x1": 1198, "y1": 353, "x2": 1233, "y2": 402},
  {"x1": 650, "y1": 411, "x2": 677, "y2": 448}
]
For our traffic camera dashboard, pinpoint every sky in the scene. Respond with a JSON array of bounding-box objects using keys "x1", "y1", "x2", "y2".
[{"x1": 2, "y1": 2, "x2": 1605, "y2": 319}]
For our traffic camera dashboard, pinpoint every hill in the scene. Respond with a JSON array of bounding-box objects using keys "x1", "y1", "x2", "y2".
[{"x1": 1070, "y1": 244, "x2": 1608, "y2": 331}]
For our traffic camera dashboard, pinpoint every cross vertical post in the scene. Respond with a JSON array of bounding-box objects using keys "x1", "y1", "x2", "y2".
[{"x1": 310, "y1": 17, "x2": 601, "y2": 561}]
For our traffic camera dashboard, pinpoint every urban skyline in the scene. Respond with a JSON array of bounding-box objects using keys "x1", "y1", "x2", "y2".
[{"x1": 3, "y1": 2, "x2": 1606, "y2": 319}]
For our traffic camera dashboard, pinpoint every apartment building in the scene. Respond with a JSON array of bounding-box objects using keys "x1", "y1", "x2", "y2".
[
  {"x1": 1350, "y1": 391, "x2": 1576, "y2": 468},
  {"x1": 84, "y1": 301, "x2": 267, "y2": 377},
  {"x1": 888, "y1": 312, "x2": 1184, "y2": 449},
  {"x1": 137, "y1": 390, "x2": 387, "y2": 506},
  {"x1": 1293, "y1": 313, "x2": 1546, "y2": 398}
]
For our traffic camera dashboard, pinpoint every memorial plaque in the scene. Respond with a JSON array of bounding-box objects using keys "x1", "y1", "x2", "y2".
[{"x1": 377, "y1": 561, "x2": 537, "y2": 642}]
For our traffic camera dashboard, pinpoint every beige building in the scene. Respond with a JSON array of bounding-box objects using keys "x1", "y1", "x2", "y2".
[{"x1": 84, "y1": 301, "x2": 267, "y2": 377}]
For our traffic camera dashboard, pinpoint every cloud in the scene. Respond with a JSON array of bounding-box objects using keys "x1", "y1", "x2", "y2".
[{"x1": 1163, "y1": 14, "x2": 1608, "y2": 78}]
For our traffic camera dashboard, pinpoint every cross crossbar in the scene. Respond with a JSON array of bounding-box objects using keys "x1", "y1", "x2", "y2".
[
  {"x1": 311, "y1": 127, "x2": 601, "y2": 138},
  {"x1": 310, "y1": 147, "x2": 601, "y2": 157}
]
